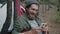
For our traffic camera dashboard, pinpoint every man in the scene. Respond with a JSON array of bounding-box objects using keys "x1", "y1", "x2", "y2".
[{"x1": 12, "y1": 0, "x2": 48, "y2": 34}]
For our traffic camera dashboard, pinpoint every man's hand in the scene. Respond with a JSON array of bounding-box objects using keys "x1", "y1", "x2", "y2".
[
  {"x1": 20, "y1": 25, "x2": 48, "y2": 34},
  {"x1": 32, "y1": 27, "x2": 42, "y2": 33},
  {"x1": 41, "y1": 24, "x2": 48, "y2": 31},
  {"x1": 31, "y1": 23, "x2": 48, "y2": 34},
  {"x1": 41, "y1": 24, "x2": 48, "y2": 34}
]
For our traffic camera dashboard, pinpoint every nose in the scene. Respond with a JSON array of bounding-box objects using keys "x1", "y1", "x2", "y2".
[{"x1": 32, "y1": 11, "x2": 37, "y2": 15}]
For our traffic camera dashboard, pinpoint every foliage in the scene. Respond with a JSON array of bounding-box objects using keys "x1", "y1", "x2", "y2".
[
  {"x1": 49, "y1": 0, "x2": 58, "y2": 5},
  {"x1": 53, "y1": 11, "x2": 60, "y2": 24}
]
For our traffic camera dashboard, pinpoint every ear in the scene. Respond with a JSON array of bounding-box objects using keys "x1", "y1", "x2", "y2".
[
  {"x1": 26, "y1": 8, "x2": 28, "y2": 11},
  {"x1": 26, "y1": 8, "x2": 28, "y2": 10}
]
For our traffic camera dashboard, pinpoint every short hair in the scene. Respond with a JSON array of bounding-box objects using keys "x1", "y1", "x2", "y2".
[
  {"x1": 25, "y1": 0, "x2": 39, "y2": 9},
  {"x1": 25, "y1": 3, "x2": 39, "y2": 9}
]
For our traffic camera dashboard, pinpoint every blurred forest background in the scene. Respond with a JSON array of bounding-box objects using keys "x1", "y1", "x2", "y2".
[{"x1": 39, "y1": 0, "x2": 60, "y2": 34}]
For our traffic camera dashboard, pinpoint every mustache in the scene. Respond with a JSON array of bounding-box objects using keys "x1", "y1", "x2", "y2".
[{"x1": 30, "y1": 12, "x2": 37, "y2": 15}]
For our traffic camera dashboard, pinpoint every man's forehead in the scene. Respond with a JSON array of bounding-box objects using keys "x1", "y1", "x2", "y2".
[
  {"x1": 30, "y1": 4, "x2": 38, "y2": 9},
  {"x1": 26, "y1": 0, "x2": 39, "y2": 6}
]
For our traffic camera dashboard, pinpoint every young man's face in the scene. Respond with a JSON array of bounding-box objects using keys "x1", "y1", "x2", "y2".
[{"x1": 27, "y1": 4, "x2": 38, "y2": 20}]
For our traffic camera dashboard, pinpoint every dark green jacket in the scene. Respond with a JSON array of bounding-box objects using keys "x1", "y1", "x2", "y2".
[{"x1": 12, "y1": 13, "x2": 41, "y2": 34}]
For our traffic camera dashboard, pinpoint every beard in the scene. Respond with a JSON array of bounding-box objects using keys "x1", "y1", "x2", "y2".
[{"x1": 28, "y1": 13, "x2": 36, "y2": 20}]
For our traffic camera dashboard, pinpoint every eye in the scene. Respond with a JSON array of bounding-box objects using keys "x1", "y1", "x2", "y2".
[
  {"x1": 32, "y1": 9, "x2": 35, "y2": 11},
  {"x1": 31, "y1": 8, "x2": 38, "y2": 11}
]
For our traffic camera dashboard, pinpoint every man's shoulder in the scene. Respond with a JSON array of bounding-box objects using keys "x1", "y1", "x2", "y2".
[
  {"x1": 17, "y1": 13, "x2": 27, "y2": 21},
  {"x1": 15, "y1": 14, "x2": 26, "y2": 24}
]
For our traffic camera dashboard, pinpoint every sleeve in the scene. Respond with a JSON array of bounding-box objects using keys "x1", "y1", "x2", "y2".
[{"x1": 14, "y1": 17, "x2": 24, "y2": 33}]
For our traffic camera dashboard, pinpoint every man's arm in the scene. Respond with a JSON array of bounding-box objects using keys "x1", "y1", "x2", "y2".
[
  {"x1": 14, "y1": 17, "x2": 24, "y2": 32},
  {"x1": 19, "y1": 29, "x2": 37, "y2": 34}
]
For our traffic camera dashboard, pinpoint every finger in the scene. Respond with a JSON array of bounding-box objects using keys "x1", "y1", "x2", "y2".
[{"x1": 42, "y1": 27, "x2": 48, "y2": 31}]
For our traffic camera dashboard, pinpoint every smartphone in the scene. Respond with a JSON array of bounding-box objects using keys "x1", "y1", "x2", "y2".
[{"x1": 40, "y1": 23, "x2": 47, "y2": 28}]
